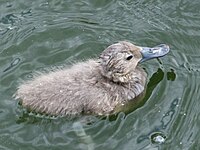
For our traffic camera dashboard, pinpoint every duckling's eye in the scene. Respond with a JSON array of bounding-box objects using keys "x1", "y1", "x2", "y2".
[{"x1": 126, "y1": 55, "x2": 133, "y2": 60}]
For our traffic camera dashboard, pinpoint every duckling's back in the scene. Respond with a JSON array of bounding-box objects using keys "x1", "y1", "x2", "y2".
[
  {"x1": 15, "y1": 59, "x2": 147, "y2": 116},
  {"x1": 15, "y1": 60, "x2": 113, "y2": 116}
]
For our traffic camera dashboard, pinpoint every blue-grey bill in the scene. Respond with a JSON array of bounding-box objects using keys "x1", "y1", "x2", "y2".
[{"x1": 139, "y1": 44, "x2": 170, "y2": 62}]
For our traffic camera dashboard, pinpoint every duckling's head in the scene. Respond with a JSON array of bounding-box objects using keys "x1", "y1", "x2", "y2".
[{"x1": 100, "y1": 41, "x2": 169, "y2": 83}]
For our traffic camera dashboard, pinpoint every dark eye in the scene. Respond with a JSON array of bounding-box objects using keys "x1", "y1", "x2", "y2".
[{"x1": 126, "y1": 55, "x2": 133, "y2": 60}]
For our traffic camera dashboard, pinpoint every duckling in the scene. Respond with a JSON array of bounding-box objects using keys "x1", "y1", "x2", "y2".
[{"x1": 15, "y1": 41, "x2": 169, "y2": 116}]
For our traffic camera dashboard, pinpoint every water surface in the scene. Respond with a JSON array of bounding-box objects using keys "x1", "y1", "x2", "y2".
[{"x1": 0, "y1": 0, "x2": 200, "y2": 149}]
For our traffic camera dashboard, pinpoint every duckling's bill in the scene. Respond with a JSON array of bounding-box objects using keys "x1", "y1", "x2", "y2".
[{"x1": 139, "y1": 44, "x2": 170, "y2": 62}]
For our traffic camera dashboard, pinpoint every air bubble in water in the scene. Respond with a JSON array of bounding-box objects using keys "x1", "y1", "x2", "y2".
[{"x1": 150, "y1": 132, "x2": 166, "y2": 144}]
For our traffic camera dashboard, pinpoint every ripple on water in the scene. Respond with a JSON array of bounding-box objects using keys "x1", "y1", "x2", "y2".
[{"x1": 1, "y1": 0, "x2": 200, "y2": 150}]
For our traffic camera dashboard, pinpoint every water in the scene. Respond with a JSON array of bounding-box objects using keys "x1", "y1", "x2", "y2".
[{"x1": 0, "y1": 0, "x2": 200, "y2": 149}]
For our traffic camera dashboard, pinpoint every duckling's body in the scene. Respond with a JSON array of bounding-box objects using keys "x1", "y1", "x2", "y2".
[
  {"x1": 16, "y1": 59, "x2": 146, "y2": 116},
  {"x1": 15, "y1": 41, "x2": 169, "y2": 116}
]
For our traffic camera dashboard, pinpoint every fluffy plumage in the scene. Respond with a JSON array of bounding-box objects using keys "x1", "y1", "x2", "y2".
[{"x1": 15, "y1": 41, "x2": 147, "y2": 116}]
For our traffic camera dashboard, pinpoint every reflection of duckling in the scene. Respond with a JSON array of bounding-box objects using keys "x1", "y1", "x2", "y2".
[{"x1": 15, "y1": 41, "x2": 169, "y2": 116}]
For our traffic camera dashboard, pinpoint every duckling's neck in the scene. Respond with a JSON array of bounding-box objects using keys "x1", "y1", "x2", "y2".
[
  {"x1": 85, "y1": 59, "x2": 147, "y2": 104},
  {"x1": 85, "y1": 59, "x2": 146, "y2": 85},
  {"x1": 94, "y1": 61, "x2": 147, "y2": 102},
  {"x1": 98, "y1": 63, "x2": 146, "y2": 84}
]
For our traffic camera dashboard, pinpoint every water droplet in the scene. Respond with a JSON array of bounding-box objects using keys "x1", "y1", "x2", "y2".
[{"x1": 150, "y1": 132, "x2": 166, "y2": 144}]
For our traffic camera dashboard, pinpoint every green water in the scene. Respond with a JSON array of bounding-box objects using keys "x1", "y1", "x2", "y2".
[{"x1": 0, "y1": 0, "x2": 200, "y2": 149}]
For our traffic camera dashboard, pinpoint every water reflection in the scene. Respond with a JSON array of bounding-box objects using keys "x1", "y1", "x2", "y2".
[
  {"x1": 0, "y1": 14, "x2": 18, "y2": 25},
  {"x1": 73, "y1": 122, "x2": 94, "y2": 150},
  {"x1": 137, "y1": 98, "x2": 179, "y2": 144},
  {"x1": 161, "y1": 98, "x2": 179, "y2": 129},
  {"x1": 0, "y1": 0, "x2": 200, "y2": 149},
  {"x1": 3, "y1": 58, "x2": 21, "y2": 72}
]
